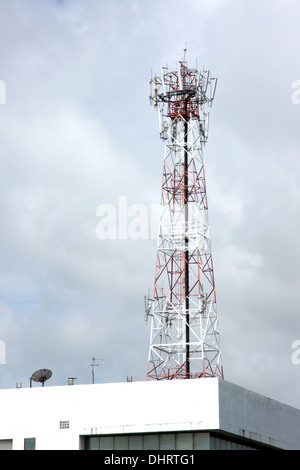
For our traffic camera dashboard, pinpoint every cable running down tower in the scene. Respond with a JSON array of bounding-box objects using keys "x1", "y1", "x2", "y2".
[{"x1": 145, "y1": 51, "x2": 223, "y2": 380}]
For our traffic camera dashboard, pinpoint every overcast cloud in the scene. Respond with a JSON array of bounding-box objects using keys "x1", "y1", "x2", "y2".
[{"x1": 0, "y1": 0, "x2": 300, "y2": 408}]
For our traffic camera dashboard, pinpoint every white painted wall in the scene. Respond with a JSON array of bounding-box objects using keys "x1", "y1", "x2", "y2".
[
  {"x1": 0, "y1": 378, "x2": 219, "y2": 450},
  {"x1": 1, "y1": 378, "x2": 299, "y2": 450}
]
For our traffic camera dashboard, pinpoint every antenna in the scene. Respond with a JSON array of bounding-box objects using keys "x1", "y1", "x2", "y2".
[
  {"x1": 146, "y1": 53, "x2": 223, "y2": 380},
  {"x1": 183, "y1": 44, "x2": 187, "y2": 63},
  {"x1": 144, "y1": 289, "x2": 153, "y2": 322},
  {"x1": 30, "y1": 369, "x2": 52, "y2": 387},
  {"x1": 87, "y1": 357, "x2": 102, "y2": 384}
]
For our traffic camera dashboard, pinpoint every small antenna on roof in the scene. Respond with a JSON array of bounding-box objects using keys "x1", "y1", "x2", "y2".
[{"x1": 87, "y1": 357, "x2": 102, "y2": 384}]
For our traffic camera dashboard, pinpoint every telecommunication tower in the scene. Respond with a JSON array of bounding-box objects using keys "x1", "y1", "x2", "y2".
[{"x1": 145, "y1": 51, "x2": 224, "y2": 380}]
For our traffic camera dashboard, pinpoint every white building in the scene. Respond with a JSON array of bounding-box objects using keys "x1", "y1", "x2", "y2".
[{"x1": 0, "y1": 377, "x2": 299, "y2": 450}]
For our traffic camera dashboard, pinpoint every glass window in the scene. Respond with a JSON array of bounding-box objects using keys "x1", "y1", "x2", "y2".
[
  {"x1": 194, "y1": 432, "x2": 210, "y2": 450},
  {"x1": 24, "y1": 438, "x2": 36, "y2": 450},
  {"x1": 114, "y1": 435, "x2": 129, "y2": 450},
  {"x1": 220, "y1": 437, "x2": 228, "y2": 450},
  {"x1": 85, "y1": 431, "x2": 261, "y2": 451},
  {"x1": 144, "y1": 433, "x2": 159, "y2": 450},
  {"x1": 160, "y1": 433, "x2": 175, "y2": 450},
  {"x1": 176, "y1": 433, "x2": 193, "y2": 450},
  {"x1": 129, "y1": 435, "x2": 143, "y2": 450},
  {"x1": 0, "y1": 440, "x2": 13, "y2": 451},
  {"x1": 88, "y1": 437, "x2": 100, "y2": 450},
  {"x1": 100, "y1": 436, "x2": 114, "y2": 450}
]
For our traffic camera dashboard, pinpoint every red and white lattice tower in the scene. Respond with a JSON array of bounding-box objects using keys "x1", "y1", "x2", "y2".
[{"x1": 145, "y1": 52, "x2": 224, "y2": 380}]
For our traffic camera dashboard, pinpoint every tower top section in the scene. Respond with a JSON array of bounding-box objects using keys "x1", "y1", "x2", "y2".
[{"x1": 149, "y1": 50, "x2": 217, "y2": 121}]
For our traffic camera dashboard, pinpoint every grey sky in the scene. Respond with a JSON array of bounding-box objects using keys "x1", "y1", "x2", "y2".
[{"x1": 0, "y1": 0, "x2": 300, "y2": 408}]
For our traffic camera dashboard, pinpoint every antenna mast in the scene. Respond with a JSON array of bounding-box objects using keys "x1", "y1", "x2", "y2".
[
  {"x1": 146, "y1": 51, "x2": 223, "y2": 380},
  {"x1": 88, "y1": 357, "x2": 101, "y2": 384}
]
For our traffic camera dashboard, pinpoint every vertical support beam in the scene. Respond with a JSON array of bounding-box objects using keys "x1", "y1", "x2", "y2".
[{"x1": 184, "y1": 104, "x2": 190, "y2": 378}]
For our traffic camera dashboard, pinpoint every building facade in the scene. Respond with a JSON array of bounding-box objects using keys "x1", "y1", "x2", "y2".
[{"x1": 0, "y1": 378, "x2": 299, "y2": 450}]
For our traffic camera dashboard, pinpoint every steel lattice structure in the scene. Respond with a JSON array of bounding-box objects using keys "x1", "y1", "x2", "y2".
[{"x1": 145, "y1": 52, "x2": 224, "y2": 380}]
